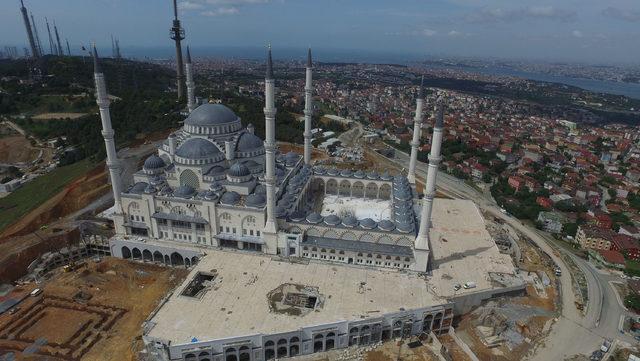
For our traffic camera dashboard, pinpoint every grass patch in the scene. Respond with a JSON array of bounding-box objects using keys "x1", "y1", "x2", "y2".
[
  {"x1": 0, "y1": 158, "x2": 96, "y2": 232},
  {"x1": 625, "y1": 259, "x2": 640, "y2": 277}
]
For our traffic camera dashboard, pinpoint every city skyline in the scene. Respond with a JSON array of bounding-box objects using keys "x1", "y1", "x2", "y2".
[{"x1": 2, "y1": 0, "x2": 640, "y2": 64}]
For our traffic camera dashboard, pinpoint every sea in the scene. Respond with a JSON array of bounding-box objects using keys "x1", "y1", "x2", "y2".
[{"x1": 120, "y1": 45, "x2": 640, "y2": 100}]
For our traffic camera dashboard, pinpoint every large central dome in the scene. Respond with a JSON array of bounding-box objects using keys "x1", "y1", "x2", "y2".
[{"x1": 186, "y1": 104, "x2": 239, "y2": 126}]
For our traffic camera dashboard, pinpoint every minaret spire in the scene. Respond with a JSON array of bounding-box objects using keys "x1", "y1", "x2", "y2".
[
  {"x1": 413, "y1": 95, "x2": 446, "y2": 271},
  {"x1": 185, "y1": 46, "x2": 196, "y2": 113},
  {"x1": 170, "y1": 0, "x2": 186, "y2": 101},
  {"x1": 93, "y1": 46, "x2": 123, "y2": 215},
  {"x1": 19, "y1": 0, "x2": 39, "y2": 58},
  {"x1": 53, "y1": 20, "x2": 63, "y2": 56},
  {"x1": 263, "y1": 45, "x2": 279, "y2": 246},
  {"x1": 303, "y1": 47, "x2": 313, "y2": 164},
  {"x1": 407, "y1": 75, "x2": 424, "y2": 184}
]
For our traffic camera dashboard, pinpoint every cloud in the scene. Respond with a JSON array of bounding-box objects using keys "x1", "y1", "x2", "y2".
[
  {"x1": 571, "y1": 30, "x2": 583, "y2": 38},
  {"x1": 448, "y1": 30, "x2": 461, "y2": 37},
  {"x1": 420, "y1": 29, "x2": 437, "y2": 37},
  {"x1": 201, "y1": 7, "x2": 240, "y2": 16},
  {"x1": 466, "y1": 6, "x2": 576, "y2": 23},
  {"x1": 206, "y1": 0, "x2": 270, "y2": 4},
  {"x1": 178, "y1": 1, "x2": 205, "y2": 10},
  {"x1": 602, "y1": 7, "x2": 640, "y2": 22},
  {"x1": 385, "y1": 28, "x2": 437, "y2": 37}
]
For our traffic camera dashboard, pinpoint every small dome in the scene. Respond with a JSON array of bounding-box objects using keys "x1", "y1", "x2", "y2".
[
  {"x1": 228, "y1": 163, "x2": 251, "y2": 177},
  {"x1": 245, "y1": 194, "x2": 266, "y2": 207},
  {"x1": 396, "y1": 222, "x2": 414, "y2": 233},
  {"x1": 285, "y1": 151, "x2": 298, "y2": 160},
  {"x1": 327, "y1": 168, "x2": 339, "y2": 176},
  {"x1": 378, "y1": 220, "x2": 395, "y2": 231},
  {"x1": 289, "y1": 211, "x2": 306, "y2": 222},
  {"x1": 144, "y1": 154, "x2": 165, "y2": 170},
  {"x1": 340, "y1": 169, "x2": 353, "y2": 177},
  {"x1": 354, "y1": 170, "x2": 365, "y2": 178},
  {"x1": 174, "y1": 185, "x2": 196, "y2": 198},
  {"x1": 366, "y1": 171, "x2": 379, "y2": 180},
  {"x1": 342, "y1": 216, "x2": 359, "y2": 227},
  {"x1": 176, "y1": 138, "x2": 221, "y2": 159},
  {"x1": 314, "y1": 166, "x2": 327, "y2": 175},
  {"x1": 254, "y1": 184, "x2": 266, "y2": 195},
  {"x1": 185, "y1": 104, "x2": 239, "y2": 126},
  {"x1": 306, "y1": 212, "x2": 323, "y2": 224},
  {"x1": 220, "y1": 191, "x2": 241, "y2": 205},
  {"x1": 129, "y1": 182, "x2": 148, "y2": 194},
  {"x1": 236, "y1": 132, "x2": 264, "y2": 152},
  {"x1": 324, "y1": 214, "x2": 341, "y2": 226},
  {"x1": 144, "y1": 184, "x2": 157, "y2": 194},
  {"x1": 360, "y1": 218, "x2": 377, "y2": 229},
  {"x1": 205, "y1": 165, "x2": 226, "y2": 176},
  {"x1": 380, "y1": 171, "x2": 393, "y2": 180},
  {"x1": 209, "y1": 182, "x2": 224, "y2": 191},
  {"x1": 203, "y1": 191, "x2": 218, "y2": 201}
]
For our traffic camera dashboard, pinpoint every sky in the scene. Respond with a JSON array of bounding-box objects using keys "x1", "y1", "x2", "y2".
[{"x1": 3, "y1": 0, "x2": 640, "y2": 64}]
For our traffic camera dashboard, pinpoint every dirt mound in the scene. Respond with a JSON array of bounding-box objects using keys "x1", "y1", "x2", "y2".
[{"x1": 0, "y1": 164, "x2": 109, "y2": 239}]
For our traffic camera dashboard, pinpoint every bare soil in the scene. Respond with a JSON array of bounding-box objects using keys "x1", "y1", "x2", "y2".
[
  {"x1": 0, "y1": 135, "x2": 39, "y2": 164},
  {"x1": 0, "y1": 257, "x2": 188, "y2": 361},
  {"x1": 32, "y1": 113, "x2": 88, "y2": 121}
]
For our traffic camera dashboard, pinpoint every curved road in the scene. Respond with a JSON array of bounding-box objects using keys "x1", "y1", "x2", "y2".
[{"x1": 382, "y1": 145, "x2": 636, "y2": 359}]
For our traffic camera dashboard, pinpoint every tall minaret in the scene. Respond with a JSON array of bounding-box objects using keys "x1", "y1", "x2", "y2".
[
  {"x1": 169, "y1": 0, "x2": 186, "y2": 101},
  {"x1": 19, "y1": 0, "x2": 39, "y2": 58},
  {"x1": 263, "y1": 46, "x2": 278, "y2": 239},
  {"x1": 93, "y1": 46, "x2": 123, "y2": 214},
  {"x1": 185, "y1": 46, "x2": 196, "y2": 113},
  {"x1": 413, "y1": 96, "x2": 446, "y2": 271},
  {"x1": 303, "y1": 48, "x2": 313, "y2": 164},
  {"x1": 407, "y1": 76, "x2": 425, "y2": 184},
  {"x1": 53, "y1": 21, "x2": 63, "y2": 56},
  {"x1": 45, "y1": 18, "x2": 54, "y2": 55},
  {"x1": 30, "y1": 13, "x2": 43, "y2": 57}
]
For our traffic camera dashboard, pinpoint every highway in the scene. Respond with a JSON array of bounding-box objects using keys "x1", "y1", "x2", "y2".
[{"x1": 379, "y1": 144, "x2": 637, "y2": 359}]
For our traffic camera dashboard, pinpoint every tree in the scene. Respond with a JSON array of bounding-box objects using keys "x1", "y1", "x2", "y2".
[
  {"x1": 624, "y1": 293, "x2": 640, "y2": 313},
  {"x1": 562, "y1": 223, "x2": 578, "y2": 237}
]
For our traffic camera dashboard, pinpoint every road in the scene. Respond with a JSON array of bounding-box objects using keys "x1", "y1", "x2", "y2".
[{"x1": 379, "y1": 144, "x2": 637, "y2": 359}]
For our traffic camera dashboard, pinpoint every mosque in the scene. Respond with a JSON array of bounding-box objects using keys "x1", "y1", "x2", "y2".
[{"x1": 92, "y1": 46, "x2": 522, "y2": 361}]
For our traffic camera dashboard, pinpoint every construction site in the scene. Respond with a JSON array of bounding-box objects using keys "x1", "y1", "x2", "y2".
[{"x1": 0, "y1": 257, "x2": 188, "y2": 361}]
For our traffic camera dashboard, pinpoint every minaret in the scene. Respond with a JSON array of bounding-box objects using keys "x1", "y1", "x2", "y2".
[
  {"x1": 169, "y1": 0, "x2": 186, "y2": 101},
  {"x1": 413, "y1": 96, "x2": 446, "y2": 271},
  {"x1": 263, "y1": 45, "x2": 279, "y2": 239},
  {"x1": 185, "y1": 46, "x2": 196, "y2": 113},
  {"x1": 407, "y1": 76, "x2": 425, "y2": 184},
  {"x1": 53, "y1": 21, "x2": 63, "y2": 56},
  {"x1": 30, "y1": 13, "x2": 43, "y2": 57},
  {"x1": 19, "y1": 0, "x2": 39, "y2": 58},
  {"x1": 303, "y1": 48, "x2": 313, "y2": 165},
  {"x1": 93, "y1": 46, "x2": 123, "y2": 214},
  {"x1": 45, "y1": 18, "x2": 54, "y2": 55}
]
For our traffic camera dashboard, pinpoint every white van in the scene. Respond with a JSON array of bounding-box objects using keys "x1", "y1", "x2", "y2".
[{"x1": 30, "y1": 288, "x2": 42, "y2": 297}]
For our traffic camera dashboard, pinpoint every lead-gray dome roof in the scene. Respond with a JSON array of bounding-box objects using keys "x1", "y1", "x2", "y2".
[
  {"x1": 236, "y1": 132, "x2": 264, "y2": 152},
  {"x1": 174, "y1": 185, "x2": 196, "y2": 198},
  {"x1": 144, "y1": 154, "x2": 165, "y2": 170},
  {"x1": 176, "y1": 138, "x2": 221, "y2": 159},
  {"x1": 228, "y1": 163, "x2": 251, "y2": 177},
  {"x1": 220, "y1": 191, "x2": 240, "y2": 205},
  {"x1": 324, "y1": 214, "x2": 341, "y2": 226},
  {"x1": 185, "y1": 104, "x2": 239, "y2": 126},
  {"x1": 245, "y1": 194, "x2": 266, "y2": 207}
]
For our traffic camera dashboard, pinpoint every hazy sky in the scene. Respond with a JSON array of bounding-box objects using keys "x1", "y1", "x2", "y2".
[{"x1": 3, "y1": 0, "x2": 640, "y2": 64}]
